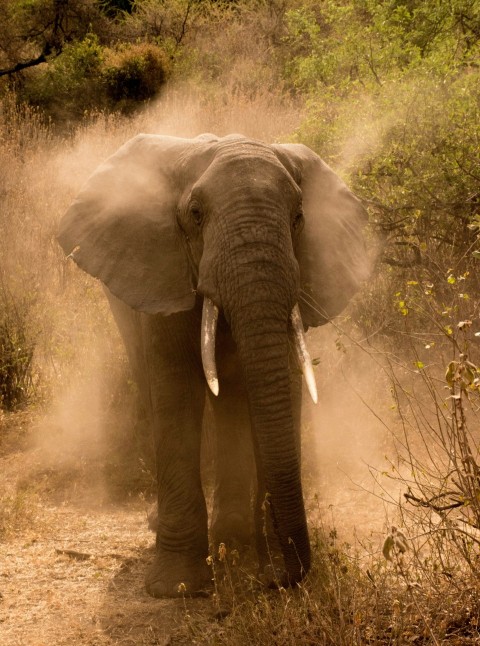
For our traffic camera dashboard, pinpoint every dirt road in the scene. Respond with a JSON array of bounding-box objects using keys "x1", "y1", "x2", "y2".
[
  {"x1": 0, "y1": 415, "x2": 212, "y2": 646},
  {"x1": 0, "y1": 499, "x2": 211, "y2": 645},
  {"x1": 0, "y1": 410, "x2": 391, "y2": 646}
]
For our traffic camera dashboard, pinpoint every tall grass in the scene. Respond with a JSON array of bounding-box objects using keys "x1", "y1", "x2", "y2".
[{"x1": 0, "y1": 97, "x2": 51, "y2": 410}]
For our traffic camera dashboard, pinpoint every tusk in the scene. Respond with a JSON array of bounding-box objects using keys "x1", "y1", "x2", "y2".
[
  {"x1": 291, "y1": 304, "x2": 318, "y2": 404},
  {"x1": 201, "y1": 297, "x2": 219, "y2": 396}
]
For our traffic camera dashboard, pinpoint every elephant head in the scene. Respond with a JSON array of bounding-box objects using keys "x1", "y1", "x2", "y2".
[{"x1": 57, "y1": 134, "x2": 369, "y2": 585}]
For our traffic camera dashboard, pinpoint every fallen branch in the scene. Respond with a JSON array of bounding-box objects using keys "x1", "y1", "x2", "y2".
[
  {"x1": 55, "y1": 548, "x2": 92, "y2": 561},
  {"x1": 55, "y1": 547, "x2": 132, "y2": 560}
]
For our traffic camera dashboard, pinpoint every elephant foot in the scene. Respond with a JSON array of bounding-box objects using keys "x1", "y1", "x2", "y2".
[
  {"x1": 258, "y1": 561, "x2": 308, "y2": 589},
  {"x1": 257, "y1": 547, "x2": 287, "y2": 588},
  {"x1": 211, "y1": 511, "x2": 253, "y2": 550},
  {"x1": 145, "y1": 551, "x2": 212, "y2": 598},
  {"x1": 258, "y1": 561, "x2": 285, "y2": 588}
]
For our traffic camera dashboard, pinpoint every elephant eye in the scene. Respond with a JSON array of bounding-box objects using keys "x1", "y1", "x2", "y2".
[
  {"x1": 292, "y1": 209, "x2": 304, "y2": 233},
  {"x1": 189, "y1": 201, "x2": 203, "y2": 226}
]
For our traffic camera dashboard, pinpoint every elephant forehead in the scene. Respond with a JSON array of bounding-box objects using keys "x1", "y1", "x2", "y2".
[
  {"x1": 213, "y1": 138, "x2": 280, "y2": 165},
  {"x1": 204, "y1": 147, "x2": 299, "y2": 197}
]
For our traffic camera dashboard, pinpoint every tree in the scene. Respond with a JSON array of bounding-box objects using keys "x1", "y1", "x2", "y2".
[{"x1": 0, "y1": 0, "x2": 107, "y2": 78}]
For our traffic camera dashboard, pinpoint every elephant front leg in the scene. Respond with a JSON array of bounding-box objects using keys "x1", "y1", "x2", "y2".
[
  {"x1": 144, "y1": 320, "x2": 211, "y2": 598},
  {"x1": 211, "y1": 407, "x2": 255, "y2": 548},
  {"x1": 146, "y1": 443, "x2": 211, "y2": 596}
]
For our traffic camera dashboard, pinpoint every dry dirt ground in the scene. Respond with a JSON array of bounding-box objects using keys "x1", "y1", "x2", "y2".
[
  {"x1": 0, "y1": 410, "x2": 392, "y2": 646},
  {"x1": 0, "y1": 503, "x2": 198, "y2": 646},
  {"x1": 0, "y1": 415, "x2": 217, "y2": 646}
]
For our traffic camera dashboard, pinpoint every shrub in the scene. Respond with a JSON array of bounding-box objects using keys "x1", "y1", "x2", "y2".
[
  {"x1": 285, "y1": 0, "x2": 480, "y2": 342},
  {"x1": 19, "y1": 36, "x2": 169, "y2": 123},
  {"x1": 20, "y1": 33, "x2": 105, "y2": 122},
  {"x1": 102, "y1": 42, "x2": 170, "y2": 112},
  {"x1": 283, "y1": 0, "x2": 480, "y2": 91},
  {"x1": 0, "y1": 282, "x2": 36, "y2": 411}
]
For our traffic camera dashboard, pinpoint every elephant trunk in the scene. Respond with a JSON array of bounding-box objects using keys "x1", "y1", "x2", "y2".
[
  {"x1": 229, "y1": 290, "x2": 311, "y2": 582},
  {"x1": 198, "y1": 208, "x2": 313, "y2": 582}
]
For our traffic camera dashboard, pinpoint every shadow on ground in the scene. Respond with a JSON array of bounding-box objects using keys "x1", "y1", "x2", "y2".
[{"x1": 99, "y1": 547, "x2": 213, "y2": 645}]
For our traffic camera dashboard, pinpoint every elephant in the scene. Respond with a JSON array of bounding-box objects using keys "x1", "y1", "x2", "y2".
[{"x1": 57, "y1": 133, "x2": 369, "y2": 598}]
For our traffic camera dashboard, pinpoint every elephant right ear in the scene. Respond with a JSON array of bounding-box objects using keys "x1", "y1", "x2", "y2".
[
  {"x1": 273, "y1": 143, "x2": 371, "y2": 327},
  {"x1": 58, "y1": 135, "x2": 206, "y2": 315}
]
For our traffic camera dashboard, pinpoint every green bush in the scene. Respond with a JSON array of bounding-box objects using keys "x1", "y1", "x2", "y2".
[
  {"x1": 283, "y1": 1, "x2": 480, "y2": 342},
  {"x1": 20, "y1": 33, "x2": 105, "y2": 122},
  {"x1": 103, "y1": 43, "x2": 170, "y2": 112},
  {"x1": 20, "y1": 36, "x2": 169, "y2": 122},
  {"x1": 283, "y1": 0, "x2": 480, "y2": 91}
]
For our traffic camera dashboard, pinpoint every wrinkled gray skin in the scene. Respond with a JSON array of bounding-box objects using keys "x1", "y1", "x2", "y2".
[{"x1": 57, "y1": 134, "x2": 368, "y2": 598}]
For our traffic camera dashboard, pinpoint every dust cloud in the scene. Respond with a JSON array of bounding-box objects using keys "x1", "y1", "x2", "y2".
[
  {"x1": 0, "y1": 86, "x2": 302, "y2": 511},
  {"x1": 304, "y1": 322, "x2": 401, "y2": 547},
  {"x1": 3, "y1": 84, "x2": 396, "y2": 540}
]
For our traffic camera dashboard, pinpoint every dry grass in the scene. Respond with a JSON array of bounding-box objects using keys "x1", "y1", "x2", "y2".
[{"x1": 1, "y1": 461, "x2": 479, "y2": 645}]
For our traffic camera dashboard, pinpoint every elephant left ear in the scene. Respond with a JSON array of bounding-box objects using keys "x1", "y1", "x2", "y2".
[
  {"x1": 57, "y1": 135, "x2": 199, "y2": 315},
  {"x1": 273, "y1": 143, "x2": 371, "y2": 327}
]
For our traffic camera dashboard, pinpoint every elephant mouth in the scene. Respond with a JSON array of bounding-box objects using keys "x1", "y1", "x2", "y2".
[{"x1": 200, "y1": 297, "x2": 318, "y2": 404}]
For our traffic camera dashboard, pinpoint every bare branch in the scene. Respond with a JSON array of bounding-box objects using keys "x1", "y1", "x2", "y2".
[
  {"x1": 404, "y1": 490, "x2": 464, "y2": 512},
  {"x1": 0, "y1": 51, "x2": 48, "y2": 78}
]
